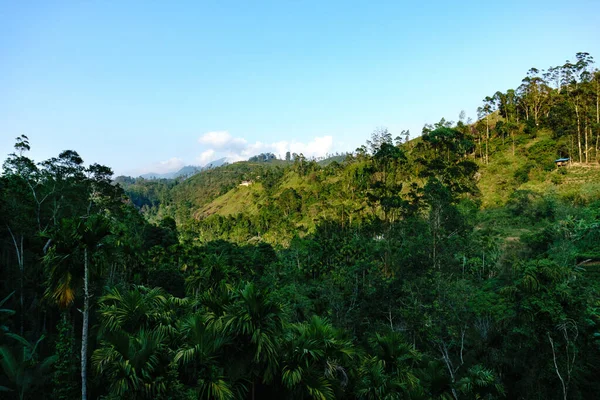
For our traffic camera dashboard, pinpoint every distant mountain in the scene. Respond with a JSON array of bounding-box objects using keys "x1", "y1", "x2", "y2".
[
  {"x1": 139, "y1": 172, "x2": 167, "y2": 179},
  {"x1": 173, "y1": 165, "x2": 202, "y2": 178},
  {"x1": 139, "y1": 158, "x2": 230, "y2": 180},
  {"x1": 140, "y1": 166, "x2": 200, "y2": 180},
  {"x1": 203, "y1": 157, "x2": 228, "y2": 169}
]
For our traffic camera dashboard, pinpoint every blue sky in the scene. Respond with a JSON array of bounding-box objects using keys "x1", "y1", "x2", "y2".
[{"x1": 1, "y1": 0, "x2": 599, "y2": 176}]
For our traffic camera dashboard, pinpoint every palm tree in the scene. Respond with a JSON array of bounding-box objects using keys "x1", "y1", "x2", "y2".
[
  {"x1": 0, "y1": 333, "x2": 56, "y2": 400},
  {"x1": 43, "y1": 214, "x2": 111, "y2": 400},
  {"x1": 357, "y1": 356, "x2": 404, "y2": 400},
  {"x1": 93, "y1": 284, "x2": 191, "y2": 399},
  {"x1": 455, "y1": 365, "x2": 504, "y2": 399},
  {"x1": 281, "y1": 316, "x2": 355, "y2": 400},
  {"x1": 97, "y1": 285, "x2": 188, "y2": 348},
  {"x1": 411, "y1": 359, "x2": 454, "y2": 400},
  {"x1": 43, "y1": 218, "x2": 83, "y2": 309},
  {"x1": 356, "y1": 331, "x2": 422, "y2": 399},
  {"x1": 185, "y1": 254, "x2": 239, "y2": 297},
  {"x1": 175, "y1": 313, "x2": 240, "y2": 400},
  {"x1": 222, "y1": 282, "x2": 284, "y2": 399},
  {"x1": 92, "y1": 328, "x2": 171, "y2": 399},
  {"x1": 98, "y1": 285, "x2": 169, "y2": 333}
]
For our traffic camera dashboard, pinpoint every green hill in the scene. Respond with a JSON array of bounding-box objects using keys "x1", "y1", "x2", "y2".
[
  {"x1": 4, "y1": 52, "x2": 600, "y2": 400},
  {"x1": 121, "y1": 120, "x2": 599, "y2": 246}
]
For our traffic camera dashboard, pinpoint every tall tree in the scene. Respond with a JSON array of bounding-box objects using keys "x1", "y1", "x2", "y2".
[
  {"x1": 518, "y1": 68, "x2": 550, "y2": 127},
  {"x1": 223, "y1": 283, "x2": 284, "y2": 399},
  {"x1": 477, "y1": 97, "x2": 495, "y2": 164},
  {"x1": 2, "y1": 136, "x2": 40, "y2": 335},
  {"x1": 44, "y1": 215, "x2": 111, "y2": 400}
]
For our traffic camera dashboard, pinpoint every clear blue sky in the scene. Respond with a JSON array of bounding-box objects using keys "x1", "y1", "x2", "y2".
[{"x1": 1, "y1": 0, "x2": 599, "y2": 176}]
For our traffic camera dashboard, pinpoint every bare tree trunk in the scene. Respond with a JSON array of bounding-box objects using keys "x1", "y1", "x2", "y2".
[
  {"x1": 597, "y1": 84, "x2": 599, "y2": 162},
  {"x1": 7, "y1": 226, "x2": 24, "y2": 335},
  {"x1": 512, "y1": 129, "x2": 515, "y2": 156},
  {"x1": 585, "y1": 122, "x2": 589, "y2": 164},
  {"x1": 570, "y1": 136, "x2": 574, "y2": 167},
  {"x1": 24, "y1": 180, "x2": 52, "y2": 232},
  {"x1": 575, "y1": 103, "x2": 582, "y2": 163},
  {"x1": 19, "y1": 235, "x2": 23, "y2": 336},
  {"x1": 597, "y1": 80, "x2": 599, "y2": 125},
  {"x1": 81, "y1": 247, "x2": 89, "y2": 400},
  {"x1": 486, "y1": 116, "x2": 490, "y2": 164},
  {"x1": 439, "y1": 341, "x2": 459, "y2": 400},
  {"x1": 548, "y1": 332, "x2": 567, "y2": 400},
  {"x1": 597, "y1": 85, "x2": 600, "y2": 162}
]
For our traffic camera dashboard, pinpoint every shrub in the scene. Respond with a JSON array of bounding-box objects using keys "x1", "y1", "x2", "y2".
[
  {"x1": 527, "y1": 139, "x2": 557, "y2": 166},
  {"x1": 514, "y1": 163, "x2": 534, "y2": 184},
  {"x1": 550, "y1": 173, "x2": 563, "y2": 185}
]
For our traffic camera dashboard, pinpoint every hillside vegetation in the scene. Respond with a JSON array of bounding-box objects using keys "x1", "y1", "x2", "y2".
[{"x1": 1, "y1": 52, "x2": 600, "y2": 399}]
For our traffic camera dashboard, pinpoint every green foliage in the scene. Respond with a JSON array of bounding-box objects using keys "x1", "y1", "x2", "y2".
[
  {"x1": 527, "y1": 139, "x2": 558, "y2": 170},
  {"x1": 93, "y1": 285, "x2": 187, "y2": 399},
  {"x1": 0, "y1": 333, "x2": 56, "y2": 399},
  {"x1": 513, "y1": 163, "x2": 533, "y2": 184},
  {"x1": 3, "y1": 52, "x2": 600, "y2": 399},
  {"x1": 52, "y1": 314, "x2": 79, "y2": 400},
  {"x1": 281, "y1": 316, "x2": 354, "y2": 400},
  {"x1": 356, "y1": 331, "x2": 421, "y2": 399},
  {"x1": 93, "y1": 328, "x2": 172, "y2": 399}
]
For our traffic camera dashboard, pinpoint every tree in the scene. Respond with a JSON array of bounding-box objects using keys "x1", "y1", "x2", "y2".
[
  {"x1": 356, "y1": 331, "x2": 422, "y2": 399},
  {"x1": 93, "y1": 285, "x2": 187, "y2": 399},
  {"x1": 96, "y1": 285, "x2": 173, "y2": 334},
  {"x1": 223, "y1": 283, "x2": 284, "y2": 399},
  {"x1": 368, "y1": 143, "x2": 408, "y2": 225},
  {"x1": 175, "y1": 313, "x2": 237, "y2": 400},
  {"x1": 2, "y1": 135, "x2": 41, "y2": 335},
  {"x1": 561, "y1": 54, "x2": 595, "y2": 163},
  {"x1": 281, "y1": 316, "x2": 354, "y2": 400},
  {"x1": 44, "y1": 214, "x2": 112, "y2": 400},
  {"x1": 367, "y1": 127, "x2": 393, "y2": 155},
  {"x1": 278, "y1": 188, "x2": 302, "y2": 218},
  {"x1": 518, "y1": 67, "x2": 550, "y2": 127},
  {"x1": 477, "y1": 96, "x2": 495, "y2": 164},
  {"x1": 92, "y1": 329, "x2": 172, "y2": 399},
  {"x1": 52, "y1": 314, "x2": 79, "y2": 400},
  {"x1": 0, "y1": 333, "x2": 56, "y2": 400}
]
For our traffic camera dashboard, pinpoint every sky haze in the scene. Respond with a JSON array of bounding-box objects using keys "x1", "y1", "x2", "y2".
[{"x1": 1, "y1": 0, "x2": 599, "y2": 175}]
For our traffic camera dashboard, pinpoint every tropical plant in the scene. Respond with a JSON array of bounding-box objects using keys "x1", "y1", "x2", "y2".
[
  {"x1": 175, "y1": 313, "x2": 240, "y2": 400},
  {"x1": 92, "y1": 328, "x2": 172, "y2": 399},
  {"x1": 356, "y1": 331, "x2": 422, "y2": 399},
  {"x1": 281, "y1": 316, "x2": 355, "y2": 400},
  {"x1": 0, "y1": 333, "x2": 56, "y2": 400},
  {"x1": 222, "y1": 282, "x2": 284, "y2": 397}
]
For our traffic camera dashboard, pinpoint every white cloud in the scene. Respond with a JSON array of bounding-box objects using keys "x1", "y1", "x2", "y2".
[
  {"x1": 197, "y1": 149, "x2": 215, "y2": 165},
  {"x1": 198, "y1": 131, "x2": 247, "y2": 151},
  {"x1": 197, "y1": 131, "x2": 335, "y2": 163},
  {"x1": 140, "y1": 157, "x2": 185, "y2": 174},
  {"x1": 132, "y1": 132, "x2": 340, "y2": 177},
  {"x1": 290, "y1": 136, "x2": 334, "y2": 157}
]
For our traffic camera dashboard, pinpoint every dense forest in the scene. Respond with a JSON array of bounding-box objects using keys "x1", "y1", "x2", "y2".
[{"x1": 1, "y1": 53, "x2": 600, "y2": 399}]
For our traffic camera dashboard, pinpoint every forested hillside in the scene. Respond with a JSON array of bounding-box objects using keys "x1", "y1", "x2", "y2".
[{"x1": 2, "y1": 53, "x2": 600, "y2": 399}]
